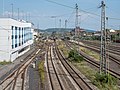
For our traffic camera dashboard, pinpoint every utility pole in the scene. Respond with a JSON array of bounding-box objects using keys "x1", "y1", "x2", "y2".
[
  {"x1": 3, "y1": 0, "x2": 4, "y2": 17},
  {"x1": 75, "y1": 3, "x2": 79, "y2": 37},
  {"x1": 11, "y1": 3, "x2": 13, "y2": 18},
  {"x1": 99, "y1": 1, "x2": 107, "y2": 74},
  {"x1": 18, "y1": 8, "x2": 19, "y2": 20},
  {"x1": 22, "y1": 11, "x2": 24, "y2": 20},
  {"x1": 65, "y1": 20, "x2": 67, "y2": 29},
  {"x1": 59, "y1": 19, "x2": 61, "y2": 28},
  {"x1": 59, "y1": 19, "x2": 62, "y2": 36},
  {"x1": 37, "y1": 22, "x2": 39, "y2": 29},
  {"x1": 119, "y1": 25, "x2": 120, "y2": 39},
  {"x1": 51, "y1": 16, "x2": 56, "y2": 31},
  {"x1": 26, "y1": 13, "x2": 28, "y2": 21},
  {"x1": 106, "y1": 17, "x2": 110, "y2": 75},
  {"x1": 29, "y1": 13, "x2": 31, "y2": 22}
]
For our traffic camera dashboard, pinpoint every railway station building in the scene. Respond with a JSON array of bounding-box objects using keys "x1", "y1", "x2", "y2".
[{"x1": 0, "y1": 18, "x2": 33, "y2": 62}]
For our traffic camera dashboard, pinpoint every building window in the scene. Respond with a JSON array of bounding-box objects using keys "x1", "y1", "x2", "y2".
[
  {"x1": 12, "y1": 45, "x2": 14, "y2": 49},
  {"x1": 11, "y1": 26, "x2": 14, "y2": 49},
  {"x1": 12, "y1": 35, "x2": 14, "y2": 39},
  {"x1": 15, "y1": 44, "x2": 17, "y2": 48},
  {"x1": 19, "y1": 35, "x2": 21, "y2": 38},
  {"x1": 15, "y1": 35, "x2": 17, "y2": 39},
  {"x1": 11, "y1": 26, "x2": 14, "y2": 30},
  {"x1": 15, "y1": 27, "x2": 17, "y2": 30}
]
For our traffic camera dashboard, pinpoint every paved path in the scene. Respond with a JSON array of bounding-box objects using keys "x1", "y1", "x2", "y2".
[
  {"x1": 27, "y1": 63, "x2": 40, "y2": 90},
  {"x1": 0, "y1": 46, "x2": 35, "y2": 82}
]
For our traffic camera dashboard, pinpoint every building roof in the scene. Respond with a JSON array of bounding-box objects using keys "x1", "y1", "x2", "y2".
[{"x1": 0, "y1": 18, "x2": 32, "y2": 27}]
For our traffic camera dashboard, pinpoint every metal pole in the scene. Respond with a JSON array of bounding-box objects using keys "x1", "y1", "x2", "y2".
[
  {"x1": 29, "y1": 13, "x2": 30, "y2": 21},
  {"x1": 26, "y1": 13, "x2": 27, "y2": 21},
  {"x1": 59, "y1": 19, "x2": 61, "y2": 35},
  {"x1": 18, "y1": 8, "x2": 19, "y2": 20},
  {"x1": 65, "y1": 20, "x2": 67, "y2": 29},
  {"x1": 11, "y1": 3, "x2": 13, "y2": 18},
  {"x1": 3, "y1": 0, "x2": 4, "y2": 17},
  {"x1": 22, "y1": 11, "x2": 24, "y2": 20},
  {"x1": 59, "y1": 19, "x2": 61, "y2": 28},
  {"x1": 106, "y1": 17, "x2": 110, "y2": 75},
  {"x1": 100, "y1": 1, "x2": 107, "y2": 74},
  {"x1": 75, "y1": 3, "x2": 78, "y2": 37},
  {"x1": 119, "y1": 25, "x2": 120, "y2": 39}
]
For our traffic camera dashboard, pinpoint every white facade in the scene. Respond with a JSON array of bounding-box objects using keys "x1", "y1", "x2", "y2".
[{"x1": 0, "y1": 18, "x2": 33, "y2": 62}]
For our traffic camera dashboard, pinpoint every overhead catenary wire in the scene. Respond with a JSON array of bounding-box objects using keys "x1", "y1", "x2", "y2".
[
  {"x1": 44, "y1": 0, "x2": 74, "y2": 9},
  {"x1": 44, "y1": 0, "x2": 120, "y2": 21},
  {"x1": 0, "y1": 0, "x2": 119, "y2": 31}
]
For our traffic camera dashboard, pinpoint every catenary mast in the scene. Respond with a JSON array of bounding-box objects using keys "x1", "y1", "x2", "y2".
[{"x1": 100, "y1": 1, "x2": 107, "y2": 74}]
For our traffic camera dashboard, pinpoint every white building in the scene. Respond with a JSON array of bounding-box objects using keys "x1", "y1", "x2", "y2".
[{"x1": 0, "y1": 18, "x2": 33, "y2": 62}]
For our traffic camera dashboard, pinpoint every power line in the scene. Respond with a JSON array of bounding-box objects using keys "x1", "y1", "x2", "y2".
[
  {"x1": 31, "y1": 12, "x2": 74, "y2": 18},
  {"x1": 67, "y1": 11, "x2": 75, "y2": 23},
  {"x1": 108, "y1": 17, "x2": 120, "y2": 20},
  {"x1": 44, "y1": 0, "x2": 74, "y2": 9},
  {"x1": 44, "y1": 0, "x2": 120, "y2": 21},
  {"x1": 44, "y1": 0, "x2": 99, "y2": 16}
]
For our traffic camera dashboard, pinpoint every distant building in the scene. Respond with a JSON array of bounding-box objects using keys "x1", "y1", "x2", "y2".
[
  {"x1": 0, "y1": 18, "x2": 33, "y2": 62},
  {"x1": 94, "y1": 31, "x2": 101, "y2": 36},
  {"x1": 33, "y1": 29, "x2": 41, "y2": 40},
  {"x1": 71, "y1": 27, "x2": 85, "y2": 36}
]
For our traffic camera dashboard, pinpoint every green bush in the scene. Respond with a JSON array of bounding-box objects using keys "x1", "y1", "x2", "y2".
[
  {"x1": 68, "y1": 49, "x2": 84, "y2": 62},
  {"x1": 94, "y1": 72, "x2": 118, "y2": 89}
]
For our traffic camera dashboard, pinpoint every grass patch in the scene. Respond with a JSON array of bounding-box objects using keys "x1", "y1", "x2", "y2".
[
  {"x1": 57, "y1": 41, "x2": 69, "y2": 57},
  {"x1": 56, "y1": 41, "x2": 119, "y2": 89},
  {"x1": 71, "y1": 61, "x2": 119, "y2": 90},
  {"x1": 81, "y1": 47, "x2": 100, "y2": 61},
  {"x1": 58, "y1": 41, "x2": 119, "y2": 89},
  {"x1": 70, "y1": 43, "x2": 100, "y2": 61},
  {"x1": 38, "y1": 61, "x2": 45, "y2": 84},
  {"x1": 72, "y1": 61, "x2": 97, "y2": 81},
  {"x1": 0, "y1": 61, "x2": 11, "y2": 65}
]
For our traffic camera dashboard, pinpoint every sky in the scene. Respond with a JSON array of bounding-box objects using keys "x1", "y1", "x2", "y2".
[{"x1": 0, "y1": 0, "x2": 120, "y2": 31}]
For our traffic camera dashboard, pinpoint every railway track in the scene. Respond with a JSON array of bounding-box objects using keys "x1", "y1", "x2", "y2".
[
  {"x1": 52, "y1": 45, "x2": 78, "y2": 90},
  {"x1": 70, "y1": 40, "x2": 120, "y2": 73},
  {"x1": 46, "y1": 45, "x2": 63, "y2": 90},
  {"x1": 46, "y1": 42, "x2": 97, "y2": 90},
  {"x1": 70, "y1": 41, "x2": 120, "y2": 66},
  {"x1": 80, "y1": 40, "x2": 120, "y2": 56},
  {"x1": 65, "y1": 41, "x2": 120, "y2": 80},
  {"x1": 54, "y1": 43, "x2": 96, "y2": 90},
  {"x1": 46, "y1": 44, "x2": 76, "y2": 90},
  {"x1": 0, "y1": 48, "x2": 41, "y2": 90}
]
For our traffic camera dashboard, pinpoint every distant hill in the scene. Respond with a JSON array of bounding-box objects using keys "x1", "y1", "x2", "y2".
[
  {"x1": 45, "y1": 28, "x2": 73, "y2": 32},
  {"x1": 39, "y1": 28, "x2": 96, "y2": 33},
  {"x1": 85, "y1": 29, "x2": 96, "y2": 32}
]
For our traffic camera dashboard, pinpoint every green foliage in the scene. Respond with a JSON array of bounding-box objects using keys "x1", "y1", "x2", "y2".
[
  {"x1": 38, "y1": 61, "x2": 45, "y2": 83},
  {"x1": 0, "y1": 60, "x2": 11, "y2": 65},
  {"x1": 68, "y1": 49, "x2": 84, "y2": 62},
  {"x1": 94, "y1": 72, "x2": 118, "y2": 89}
]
